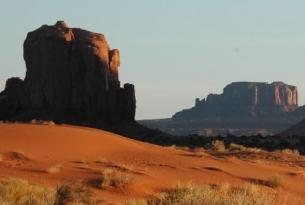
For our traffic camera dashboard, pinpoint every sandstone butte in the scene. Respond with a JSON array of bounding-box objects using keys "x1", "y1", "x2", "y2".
[{"x1": 0, "y1": 21, "x2": 136, "y2": 127}]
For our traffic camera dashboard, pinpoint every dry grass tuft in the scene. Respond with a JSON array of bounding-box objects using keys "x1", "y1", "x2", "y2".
[
  {"x1": 210, "y1": 140, "x2": 226, "y2": 152},
  {"x1": 46, "y1": 164, "x2": 62, "y2": 174},
  {"x1": 0, "y1": 178, "x2": 100, "y2": 205},
  {"x1": 228, "y1": 143, "x2": 262, "y2": 153},
  {"x1": 216, "y1": 182, "x2": 231, "y2": 194},
  {"x1": 125, "y1": 183, "x2": 303, "y2": 205},
  {"x1": 0, "y1": 178, "x2": 55, "y2": 205},
  {"x1": 54, "y1": 182, "x2": 98, "y2": 205},
  {"x1": 96, "y1": 168, "x2": 133, "y2": 188},
  {"x1": 124, "y1": 200, "x2": 147, "y2": 205},
  {"x1": 278, "y1": 149, "x2": 300, "y2": 156},
  {"x1": 266, "y1": 174, "x2": 285, "y2": 188},
  {"x1": 167, "y1": 145, "x2": 176, "y2": 150},
  {"x1": 116, "y1": 163, "x2": 135, "y2": 172}
]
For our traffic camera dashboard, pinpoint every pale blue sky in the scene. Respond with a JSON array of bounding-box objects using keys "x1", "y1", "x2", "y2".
[{"x1": 1, "y1": 1, "x2": 305, "y2": 119}]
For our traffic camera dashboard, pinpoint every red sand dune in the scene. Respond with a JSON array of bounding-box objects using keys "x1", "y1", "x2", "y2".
[{"x1": 0, "y1": 123, "x2": 304, "y2": 204}]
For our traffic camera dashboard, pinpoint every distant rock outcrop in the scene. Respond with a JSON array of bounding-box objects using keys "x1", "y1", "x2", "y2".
[
  {"x1": 0, "y1": 21, "x2": 136, "y2": 125},
  {"x1": 173, "y1": 82, "x2": 298, "y2": 120},
  {"x1": 140, "y1": 82, "x2": 303, "y2": 136}
]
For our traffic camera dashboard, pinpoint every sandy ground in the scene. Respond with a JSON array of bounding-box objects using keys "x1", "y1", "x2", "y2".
[{"x1": 0, "y1": 123, "x2": 304, "y2": 204}]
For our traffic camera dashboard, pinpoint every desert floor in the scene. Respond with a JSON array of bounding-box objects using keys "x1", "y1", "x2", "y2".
[{"x1": 0, "y1": 123, "x2": 304, "y2": 204}]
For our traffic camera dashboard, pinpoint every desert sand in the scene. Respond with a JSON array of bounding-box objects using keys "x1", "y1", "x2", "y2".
[{"x1": 0, "y1": 123, "x2": 304, "y2": 204}]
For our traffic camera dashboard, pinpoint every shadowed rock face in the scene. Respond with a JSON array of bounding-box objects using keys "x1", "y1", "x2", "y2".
[
  {"x1": 173, "y1": 82, "x2": 298, "y2": 120},
  {"x1": 281, "y1": 119, "x2": 305, "y2": 136},
  {"x1": 0, "y1": 21, "x2": 136, "y2": 124}
]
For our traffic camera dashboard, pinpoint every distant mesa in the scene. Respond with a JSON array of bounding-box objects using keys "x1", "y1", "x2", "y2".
[
  {"x1": 140, "y1": 81, "x2": 305, "y2": 136},
  {"x1": 173, "y1": 81, "x2": 298, "y2": 120},
  {"x1": 0, "y1": 21, "x2": 136, "y2": 126}
]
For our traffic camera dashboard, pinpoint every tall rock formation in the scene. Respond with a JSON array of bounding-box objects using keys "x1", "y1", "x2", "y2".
[
  {"x1": 0, "y1": 21, "x2": 136, "y2": 125},
  {"x1": 173, "y1": 82, "x2": 298, "y2": 120}
]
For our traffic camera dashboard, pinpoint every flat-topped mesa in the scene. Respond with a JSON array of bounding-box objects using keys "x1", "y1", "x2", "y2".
[
  {"x1": 0, "y1": 21, "x2": 136, "y2": 124},
  {"x1": 173, "y1": 81, "x2": 298, "y2": 120}
]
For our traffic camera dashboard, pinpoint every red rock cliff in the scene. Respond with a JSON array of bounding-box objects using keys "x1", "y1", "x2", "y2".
[{"x1": 0, "y1": 21, "x2": 136, "y2": 124}]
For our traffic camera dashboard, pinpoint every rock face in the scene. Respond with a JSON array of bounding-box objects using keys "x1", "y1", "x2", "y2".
[
  {"x1": 0, "y1": 21, "x2": 136, "y2": 125},
  {"x1": 281, "y1": 119, "x2": 305, "y2": 136},
  {"x1": 139, "y1": 81, "x2": 302, "y2": 136},
  {"x1": 173, "y1": 82, "x2": 298, "y2": 120}
]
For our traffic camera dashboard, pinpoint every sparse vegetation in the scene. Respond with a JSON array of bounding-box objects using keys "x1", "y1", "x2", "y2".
[
  {"x1": 0, "y1": 178, "x2": 55, "y2": 205},
  {"x1": 116, "y1": 163, "x2": 135, "y2": 172},
  {"x1": 278, "y1": 149, "x2": 300, "y2": 156},
  {"x1": 228, "y1": 143, "x2": 248, "y2": 152},
  {"x1": 0, "y1": 178, "x2": 100, "y2": 205},
  {"x1": 266, "y1": 174, "x2": 285, "y2": 188},
  {"x1": 97, "y1": 168, "x2": 133, "y2": 188},
  {"x1": 54, "y1": 182, "x2": 98, "y2": 205},
  {"x1": 228, "y1": 143, "x2": 262, "y2": 153},
  {"x1": 131, "y1": 133, "x2": 305, "y2": 155},
  {"x1": 46, "y1": 164, "x2": 62, "y2": 174},
  {"x1": 124, "y1": 200, "x2": 147, "y2": 205},
  {"x1": 167, "y1": 145, "x2": 176, "y2": 150},
  {"x1": 125, "y1": 183, "x2": 302, "y2": 205},
  {"x1": 210, "y1": 140, "x2": 226, "y2": 152},
  {"x1": 207, "y1": 141, "x2": 263, "y2": 154}
]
